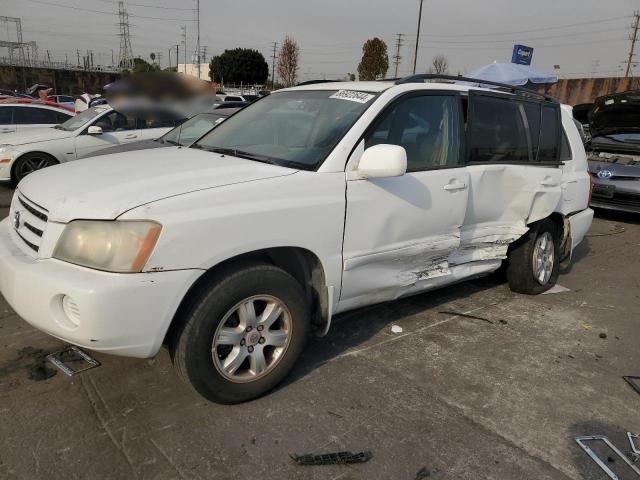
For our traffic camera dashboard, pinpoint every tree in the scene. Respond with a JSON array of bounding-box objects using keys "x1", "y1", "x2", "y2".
[
  {"x1": 277, "y1": 36, "x2": 300, "y2": 87},
  {"x1": 428, "y1": 54, "x2": 449, "y2": 74},
  {"x1": 357, "y1": 38, "x2": 389, "y2": 81},
  {"x1": 130, "y1": 57, "x2": 159, "y2": 74},
  {"x1": 347, "y1": 73, "x2": 356, "y2": 81},
  {"x1": 209, "y1": 48, "x2": 269, "y2": 84}
]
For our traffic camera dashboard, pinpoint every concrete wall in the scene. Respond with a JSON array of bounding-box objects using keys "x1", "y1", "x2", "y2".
[
  {"x1": 537, "y1": 77, "x2": 640, "y2": 106},
  {"x1": 0, "y1": 66, "x2": 122, "y2": 95}
]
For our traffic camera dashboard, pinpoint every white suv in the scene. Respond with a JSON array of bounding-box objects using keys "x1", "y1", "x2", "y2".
[{"x1": 0, "y1": 76, "x2": 593, "y2": 403}]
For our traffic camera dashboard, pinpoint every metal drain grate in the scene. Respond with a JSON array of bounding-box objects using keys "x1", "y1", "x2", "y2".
[{"x1": 46, "y1": 346, "x2": 100, "y2": 376}]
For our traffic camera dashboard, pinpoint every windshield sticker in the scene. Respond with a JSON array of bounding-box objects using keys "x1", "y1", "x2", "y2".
[{"x1": 329, "y1": 90, "x2": 375, "y2": 104}]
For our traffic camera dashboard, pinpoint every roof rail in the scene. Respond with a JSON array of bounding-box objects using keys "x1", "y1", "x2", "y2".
[
  {"x1": 296, "y1": 79, "x2": 341, "y2": 86},
  {"x1": 395, "y1": 74, "x2": 558, "y2": 103}
]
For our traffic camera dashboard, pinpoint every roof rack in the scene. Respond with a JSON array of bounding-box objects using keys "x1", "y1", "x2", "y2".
[{"x1": 395, "y1": 74, "x2": 558, "y2": 103}]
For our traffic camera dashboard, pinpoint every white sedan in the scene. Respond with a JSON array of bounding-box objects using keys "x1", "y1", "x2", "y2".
[
  {"x1": 0, "y1": 103, "x2": 74, "y2": 135},
  {"x1": 0, "y1": 105, "x2": 185, "y2": 185}
]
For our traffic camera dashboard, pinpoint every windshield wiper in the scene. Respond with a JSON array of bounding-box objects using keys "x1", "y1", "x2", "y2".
[
  {"x1": 198, "y1": 146, "x2": 277, "y2": 165},
  {"x1": 163, "y1": 139, "x2": 181, "y2": 146},
  {"x1": 53, "y1": 125, "x2": 64, "y2": 130}
]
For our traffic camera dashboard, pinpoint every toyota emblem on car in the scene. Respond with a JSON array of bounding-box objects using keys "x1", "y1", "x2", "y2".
[
  {"x1": 597, "y1": 169, "x2": 613, "y2": 179},
  {"x1": 12, "y1": 211, "x2": 21, "y2": 230}
]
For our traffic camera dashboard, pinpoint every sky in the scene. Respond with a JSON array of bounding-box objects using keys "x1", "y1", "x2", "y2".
[{"x1": 1, "y1": 0, "x2": 639, "y2": 81}]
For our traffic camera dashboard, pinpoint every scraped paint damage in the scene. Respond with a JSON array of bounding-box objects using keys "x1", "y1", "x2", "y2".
[{"x1": 338, "y1": 163, "x2": 561, "y2": 312}]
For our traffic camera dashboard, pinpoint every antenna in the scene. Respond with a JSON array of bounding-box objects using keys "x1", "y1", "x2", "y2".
[{"x1": 117, "y1": 1, "x2": 134, "y2": 71}]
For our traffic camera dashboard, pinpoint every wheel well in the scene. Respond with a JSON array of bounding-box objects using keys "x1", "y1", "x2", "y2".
[
  {"x1": 164, "y1": 247, "x2": 329, "y2": 347},
  {"x1": 11, "y1": 151, "x2": 59, "y2": 181}
]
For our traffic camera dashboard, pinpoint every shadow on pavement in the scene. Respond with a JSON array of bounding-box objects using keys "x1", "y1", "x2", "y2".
[{"x1": 282, "y1": 274, "x2": 506, "y2": 388}]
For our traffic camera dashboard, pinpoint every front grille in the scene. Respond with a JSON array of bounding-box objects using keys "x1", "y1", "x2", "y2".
[
  {"x1": 12, "y1": 193, "x2": 49, "y2": 254},
  {"x1": 594, "y1": 191, "x2": 640, "y2": 209}
]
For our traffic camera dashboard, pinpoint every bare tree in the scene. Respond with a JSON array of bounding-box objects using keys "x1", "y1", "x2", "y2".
[
  {"x1": 428, "y1": 54, "x2": 449, "y2": 74},
  {"x1": 277, "y1": 36, "x2": 300, "y2": 87}
]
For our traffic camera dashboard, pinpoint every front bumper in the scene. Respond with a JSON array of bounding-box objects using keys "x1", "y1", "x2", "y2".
[{"x1": 0, "y1": 218, "x2": 202, "y2": 358}]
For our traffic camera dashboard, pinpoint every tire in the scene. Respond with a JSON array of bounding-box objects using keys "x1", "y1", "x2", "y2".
[
  {"x1": 12, "y1": 152, "x2": 58, "y2": 186},
  {"x1": 171, "y1": 263, "x2": 310, "y2": 404},
  {"x1": 506, "y1": 218, "x2": 560, "y2": 295}
]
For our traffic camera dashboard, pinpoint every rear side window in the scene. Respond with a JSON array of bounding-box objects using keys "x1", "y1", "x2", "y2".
[
  {"x1": 468, "y1": 95, "x2": 530, "y2": 163},
  {"x1": 14, "y1": 107, "x2": 61, "y2": 124},
  {"x1": 0, "y1": 106, "x2": 13, "y2": 124},
  {"x1": 55, "y1": 111, "x2": 72, "y2": 123},
  {"x1": 538, "y1": 106, "x2": 560, "y2": 162},
  {"x1": 560, "y1": 131, "x2": 572, "y2": 161},
  {"x1": 467, "y1": 93, "x2": 561, "y2": 164},
  {"x1": 138, "y1": 110, "x2": 184, "y2": 129}
]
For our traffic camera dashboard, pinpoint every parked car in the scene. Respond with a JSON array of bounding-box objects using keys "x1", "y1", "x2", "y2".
[
  {"x1": 0, "y1": 103, "x2": 74, "y2": 135},
  {"x1": 48, "y1": 95, "x2": 76, "y2": 110},
  {"x1": 79, "y1": 109, "x2": 237, "y2": 158},
  {"x1": 587, "y1": 90, "x2": 640, "y2": 213},
  {"x1": 0, "y1": 97, "x2": 75, "y2": 113},
  {"x1": 0, "y1": 104, "x2": 185, "y2": 185},
  {"x1": 213, "y1": 101, "x2": 248, "y2": 110},
  {"x1": 223, "y1": 95, "x2": 245, "y2": 102},
  {"x1": 0, "y1": 77, "x2": 592, "y2": 404}
]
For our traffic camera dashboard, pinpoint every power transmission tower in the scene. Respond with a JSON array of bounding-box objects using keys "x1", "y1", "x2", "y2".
[
  {"x1": 393, "y1": 33, "x2": 404, "y2": 78},
  {"x1": 117, "y1": 0, "x2": 134, "y2": 71},
  {"x1": 625, "y1": 11, "x2": 640, "y2": 77},
  {"x1": 155, "y1": 51, "x2": 163, "y2": 69},
  {"x1": 271, "y1": 42, "x2": 278, "y2": 89},
  {"x1": 412, "y1": 0, "x2": 424, "y2": 75},
  {"x1": 175, "y1": 44, "x2": 180, "y2": 71}
]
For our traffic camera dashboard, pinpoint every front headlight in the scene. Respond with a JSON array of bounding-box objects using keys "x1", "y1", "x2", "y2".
[{"x1": 53, "y1": 220, "x2": 162, "y2": 273}]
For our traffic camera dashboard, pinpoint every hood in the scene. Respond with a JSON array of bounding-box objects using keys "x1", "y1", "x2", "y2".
[
  {"x1": 18, "y1": 147, "x2": 298, "y2": 223},
  {"x1": 1, "y1": 127, "x2": 72, "y2": 146},
  {"x1": 590, "y1": 90, "x2": 640, "y2": 138}
]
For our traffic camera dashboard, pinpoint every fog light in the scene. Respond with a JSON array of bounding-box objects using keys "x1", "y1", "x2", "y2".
[{"x1": 61, "y1": 295, "x2": 81, "y2": 327}]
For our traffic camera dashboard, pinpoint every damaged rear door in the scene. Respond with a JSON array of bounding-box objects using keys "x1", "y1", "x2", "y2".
[
  {"x1": 455, "y1": 92, "x2": 563, "y2": 265},
  {"x1": 340, "y1": 92, "x2": 469, "y2": 309}
]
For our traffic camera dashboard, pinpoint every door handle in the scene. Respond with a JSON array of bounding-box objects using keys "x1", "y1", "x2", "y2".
[
  {"x1": 540, "y1": 177, "x2": 559, "y2": 187},
  {"x1": 443, "y1": 181, "x2": 467, "y2": 192}
]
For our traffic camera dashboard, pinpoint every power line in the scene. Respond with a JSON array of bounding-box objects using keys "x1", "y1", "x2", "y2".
[
  {"x1": 406, "y1": 15, "x2": 630, "y2": 38},
  {"x1": 21, "y1": 0, "x2": 197, "y2": 22},
  {"x1": 94, "y1": 0, "x2": 196, "y2": 11},
  {"x1": 625, "y1": 11, "x2": 640, "y2": 77}
]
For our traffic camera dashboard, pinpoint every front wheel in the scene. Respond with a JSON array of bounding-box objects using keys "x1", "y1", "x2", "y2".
[
  {"x1": 171, "y1": 264, "x2": 309, "y2": 404},
  {"x1": 506, "y1": 219, "x2": 560, "y2": 295},
  {"x1": 12, "y1": 153, "x2": 58, "y2": 186}
]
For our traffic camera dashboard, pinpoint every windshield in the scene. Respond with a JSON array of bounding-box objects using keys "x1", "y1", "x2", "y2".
[
  {"x1": 162, "y1": 113, "x2": 227, "y2": 146},
  {"x1": 194, "y1": 90, "x2": 376, "y2": 170},
  {"x1": 56, "y1": 106, "x2": 109, "y2": 131}
]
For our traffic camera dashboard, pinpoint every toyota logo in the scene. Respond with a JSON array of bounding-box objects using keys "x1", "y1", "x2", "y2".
[
  {"x1": 12, "y1": 210, "x2": 21, "y2": 230},
  {"x1": 597, "y1": 169, "x2": 613, "y2": 179}
]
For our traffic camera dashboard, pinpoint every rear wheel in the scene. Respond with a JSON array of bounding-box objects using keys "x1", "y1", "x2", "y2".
[
  {"x1": 12, "y1": 153, "x2": 58, "y2": 186},
  {"x1": 171, "y1": 264, "x2": 309, "y2": 404},
  {"x1": 506, "y1": 219, "x2": 560, "y2": 294}
]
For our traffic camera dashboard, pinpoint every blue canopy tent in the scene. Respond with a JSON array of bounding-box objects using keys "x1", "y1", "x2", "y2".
[{"x1": 465, "y1": 62, "x2": 557, "y2": 87}]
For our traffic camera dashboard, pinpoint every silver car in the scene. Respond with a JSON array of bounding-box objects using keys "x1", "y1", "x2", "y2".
[{"x1": 587, "y1": 91, "x2": 640, "y2": 213}]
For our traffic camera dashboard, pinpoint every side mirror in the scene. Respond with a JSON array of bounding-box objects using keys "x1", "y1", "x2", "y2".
[
  {"x1": 356, "y1": 144, "x2": 407, "y2": 179},
  {"x1": 87, "y1": 126, "x2": 103, "y2": 135}
]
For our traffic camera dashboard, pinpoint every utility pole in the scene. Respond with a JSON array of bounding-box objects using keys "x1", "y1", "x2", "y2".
[
  {"x1": 176, "y1": 44, "x2": 180, "y2": 72},
  {"x1": 412, "y1": 0, "x2": 424, "y2": 75},
  {"x1": 181, "y1": 25, "x2": 187, "y2": 74},
  {"x1": 393, "y1": 33, "x2": 404, "y2": 78},
  {"x1": 77, "y1": 49, "x2": 80, "y2": 68},
  {"x1": 625, "y1": 11, "x2": 640, "y2": 77},
  {"x1": 196, "y1": 0, "x2": 201, "y2": 79},
  {"x1": 271, "y1": 41, "x2": 278, "y2": 89},
  {"x1": 168, "y1": 47, "x2": 172, "y2": 71}
]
